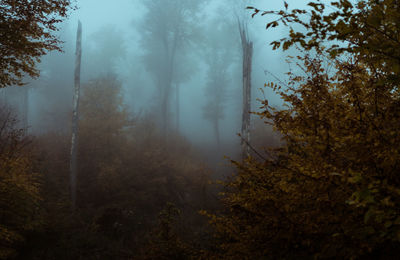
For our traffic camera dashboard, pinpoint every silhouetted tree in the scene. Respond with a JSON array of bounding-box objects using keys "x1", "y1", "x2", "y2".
[
  {"x1": 0, "y1": 108, "x2": 41, "y2": 259},
  {"x1": 203, "y1": 16, "x2": 239, "y2": 149},
  {"x1": 139, "y1": 0, "x2": 205, "y2": 136},
  {"x1": 238, "y1": 21, "x2": 253, "y2": 159},
  {"x1": 85, "y1": 25, "x2": 126, "y2": 77},
  {"x1": 70, "y1": 21, "x2": 82, "y2": 210}
]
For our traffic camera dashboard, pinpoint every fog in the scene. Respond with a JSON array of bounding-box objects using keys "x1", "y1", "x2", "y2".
[
  {"x1": 19, "y1": 3, "x2": 320, "y2": 171},
  {"x1": 0, "y1": 1, "x2": 305, "y2": 179},
  {"x1": 0, "y1": 0, "x2": 325, "y2": 257},
  {"x1": 5, "y1": 1, "x2": 392, "y2": 258},
  {"x1": 13, "y1": 0, "x2": 306, "y2": 162},
  {"x1": 0, "y1": 1, "x2": 297, "y2": 170},
  {"x1": 5, "y1": 0, "x2": 299, "y2": 142}
]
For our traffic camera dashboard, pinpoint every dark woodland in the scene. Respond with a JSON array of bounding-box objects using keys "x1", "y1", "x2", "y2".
[{"x1": 1, "y1": 0, "x2": 400, "y2": 259}]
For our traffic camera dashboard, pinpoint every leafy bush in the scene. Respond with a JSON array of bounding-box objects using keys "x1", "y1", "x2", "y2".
[
  {"x1": 0, "y1": 108, "x2": 41, "y2": 259},
  {"x1": 208, "y1": 1, "x2": 400, "y2": 258}
]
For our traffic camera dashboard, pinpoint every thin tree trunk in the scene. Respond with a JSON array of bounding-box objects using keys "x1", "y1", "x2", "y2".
[
  {"x1": 161, "y1": 82, "x2": 171, "y2": 137},
  {"x1": 22, "y1": 87, "x2": 28, "y2": 134},
  {"x1": 176, "y1": 83, "x2": 179, "y2": 132},
  {"x1": 239, "y1": 21, "x2": 253, "y2": 159},
  {"x1": 161, "y1": 28, "x2": 178, "y2": 138},
  {"x1": 214, "y1": 118, "x2": 220, "y2": 150},
  {"x1": 70, "y1": 21, "x2": 82, "y2": 211}
]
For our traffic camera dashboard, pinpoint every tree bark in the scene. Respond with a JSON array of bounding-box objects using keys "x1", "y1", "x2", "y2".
[
  {"x1": 70, "y1": 21, "x2": 82, "y2": 211},
  {"x1": 239, "y1": 21, "x2": 253, "y2": 159}
]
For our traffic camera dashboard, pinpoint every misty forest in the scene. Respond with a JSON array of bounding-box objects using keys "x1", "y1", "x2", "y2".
[{"x1": 1, "y1": 0, "x2": 400, "y2": 259}]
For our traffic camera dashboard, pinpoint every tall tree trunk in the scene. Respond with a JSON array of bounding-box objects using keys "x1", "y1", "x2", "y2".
[
  {"x1": 239, "y1": 21, "x2": 253, "y2": 159},
  {"x1": 22, "y1": 87, "x2": 28, "y2": 133},
  {"x1": 70, "y1": 21, "x2": 82, "y2": 211},
  {"x1": 161, "y1": 29, "x2": 178, "y2": 138},
  {"x1": 0, "y1": 89, "x2": 5, "y2": 105},
  {"x1": 161, "y1": 84, "x2": 170, "y2": 136},
  {"x1": 176, "y1": 83, "x2": 180, "y2": 132},
  {"x1": 214, "y1": 118, "x2": 220, "y2": 150}
]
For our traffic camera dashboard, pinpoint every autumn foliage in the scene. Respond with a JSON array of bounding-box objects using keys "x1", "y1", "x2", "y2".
[
  {"x1": 0, "y1": 0, "x2": 73, "y2": 87},
  {"x1": 3, "y1": 0, "x2": 400, "y2": 259},
  {"x1": 206, "y1": 0, "x2": 400, "y2": 258},
  {"x1": 0, "y1": 109, "x2": 41, "y2": 259},
  {"x1": 17, "y1": 75, "x2": 214, "y2": 259}
]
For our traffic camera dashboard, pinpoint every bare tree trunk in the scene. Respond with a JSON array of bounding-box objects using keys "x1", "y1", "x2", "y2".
[
  {"x1": 22, "y1": 87, "x2": 28, "y2": 133},
  {"x1": 70, "y1": 21, "x2": 82, "y2": 211},
  {"x1": 175, "y1": 83, "x2": 180, "y2": 132},
  {"x1": 161, "y1": 84, "x2": 170, "y2": 137},
  {"x1": 239, "y1": 21, "x2": 253, "y2": 159},
  {"x1": 161, "y1": 29, "x2": 178, "y2": 139},
  {"x1": 214, "y1": 118, "x2": 220, "y2": 150}
]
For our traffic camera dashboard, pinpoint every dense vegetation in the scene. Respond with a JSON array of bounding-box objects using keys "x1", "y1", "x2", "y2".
[
  {"x1": 17, "y1": 75, "x2": 215, "y2": 259},
  {"x1": 207, "y1": 0, "x2": 400, "y2": 258},
  {"x1": 2, "y1": 0, "x2": 400, "y2": 259}
]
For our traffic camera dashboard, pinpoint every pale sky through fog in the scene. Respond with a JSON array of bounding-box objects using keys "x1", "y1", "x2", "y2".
[
  {"x1": 28, "y1": 0, "x2": 322, "y2": 147},
  {"x1": 57, "y1": 0, "x2": 307, "y2": 145}
]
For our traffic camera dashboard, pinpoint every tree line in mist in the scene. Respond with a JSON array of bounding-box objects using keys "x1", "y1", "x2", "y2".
[{"x1": 2, "y1": 0, "x2": 400, "y2": 259}]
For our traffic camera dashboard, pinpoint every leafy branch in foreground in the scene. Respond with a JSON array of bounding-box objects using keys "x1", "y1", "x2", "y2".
[
  {"x1": 206, "y1": 0, "x2": 400, "y2": 258},
  {"x1": 0, "y1": 0, "x2": 74, "y2": 87}
]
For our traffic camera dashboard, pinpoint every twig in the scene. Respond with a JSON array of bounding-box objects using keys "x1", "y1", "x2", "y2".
[{"x1": 238, "y1": 133, "x2": 268, "y2": 161}]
